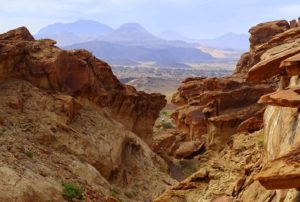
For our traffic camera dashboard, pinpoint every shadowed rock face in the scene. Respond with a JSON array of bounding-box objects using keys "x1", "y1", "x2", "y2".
[
  {"x1": 167, "y1": 21, "x2": 298, "y2": 150},
  {"x1": 0, "y1": 27, "x2": 166, "y2": 143},
  {"x1": 171, "y1": 77, "x2": 272, "y2": 147},
  {"x1": 0, "y1": 27, "x2": 174, "y2": 202},
  {"x1": 154, "y1": 18, "x2": 300, "y2": 202}
]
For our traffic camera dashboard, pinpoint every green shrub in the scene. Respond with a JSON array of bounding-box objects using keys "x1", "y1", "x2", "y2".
[
  {"x1": 161, "y1": 122, "x2": 174, "y2": 129},
  {"x1": 25, "y1": 151, "x2": 33, "y2": 158},
  {"x1": 257, "y1": 135, "x2": 264, "y2": 146},
  {"x1": 161, "y1": 111, "x2": 168, "y2": 116},
  {"x1": 62, "y1": 183, "x2": 83, "y2": 201},
  {"x1": 110, "y1": 188, "x2": 122, "y2": 201}
]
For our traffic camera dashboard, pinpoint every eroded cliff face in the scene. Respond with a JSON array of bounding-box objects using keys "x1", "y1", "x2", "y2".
[
  {"x1": 155, "y1": 18, "x2": 300, "y2": 202},
  {"x1": 0, "y1": 27, "x2": 174, "y2": 202},
  {"x1": 0, "y1": 27, "x2": 166, "y2": 144},
  {"x1": 171, "y1": 77, "x2": 272, "y2": 148},
  {"x1": 249, "y1": 27, "x2": 300, "y2": 201},
  {"x1": 159, "y1": 21, "x2": 290, "y2": 158}
]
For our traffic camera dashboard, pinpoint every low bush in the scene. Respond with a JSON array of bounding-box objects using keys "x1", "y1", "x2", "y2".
[{"x1": 62, "y1": 183, "x2": 83, "y2": 201}]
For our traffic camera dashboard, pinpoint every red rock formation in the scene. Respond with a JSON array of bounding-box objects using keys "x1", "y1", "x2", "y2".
[
  {"x1": 0, "y1": 27, "x2": 166, "y2": 143},
  {"x1": 167, "y1": 20, "x2": 300, "y2": 150},
  {"x1": 244, "y1": 19, "x2": 300, "y2": 200},
  {"x1": 255, "y1": 145, "x2": 300, "y2": 190},
  {"x1": 170, "y1": 71, "x2": 273, "y2": 148},
  {"x1": 259, "y1": 86, "x2": 300, "y2": 107},
  {"x1": 155, "y1": 17, "x2": 300, "y2": 202},
  {"x1": 290, "y1": 19, "x2": 298, "y2": 28},
  {"x1": 249, "y1": 20, "x2": 290, "y2": 49}
]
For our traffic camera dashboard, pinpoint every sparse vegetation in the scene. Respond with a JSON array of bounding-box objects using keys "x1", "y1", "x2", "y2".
[
  {"x1": 124, "y1": 189, "x2": 135, "y2": 199},
  {"x1": 161, "y1": 111, "x2": 169, "y2": 116},
  {"x1": 37, "y1": 39, "x2": 47, "y2": 43},
  {"x1": 25, "y1": 151, "x2": 33, "y2": 158},
  {"x1": 62, "y1": 183, "x2": 83, "y2": 201},
  {"x1": 257, "y1": 135, "x2": 264, "y2": 146},
  {"x1": 161, "y1": 121, "x2": 174, "y2": 129},
  {"x1": 110, "y1": 188, "x2": 122, "y2": 201}
]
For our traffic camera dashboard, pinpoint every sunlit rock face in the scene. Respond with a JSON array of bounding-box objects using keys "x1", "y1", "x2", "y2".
[
  {"x1": 250, "y1": 21, "x2": 300, "y2": 201},
  {"x1": 262, "y1": 77, "x2": 300, "y2": 161},
  {"x1": 0, "y1": 27, "x2": 167, "y2": 144},
  {"x1": 0, "y1": 27, "x2": 174, "y2": 202},
  {"x1": 155, "y1": 18, "x2": 300, "y2": 202}
]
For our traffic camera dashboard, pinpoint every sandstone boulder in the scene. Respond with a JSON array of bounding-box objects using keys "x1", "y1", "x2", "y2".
[
  {"x1": 249, "y1": 20, "x2": 290, "y2": 48},
  {"x1": 255, "y1": 145, "x2": 300, "y2": 189},
  {"x1": 259, "y1": 86, "x2": 300, "y2": 107},
  {"x1": 174, "y1": 141, "x2": 204, "y2": 159}
]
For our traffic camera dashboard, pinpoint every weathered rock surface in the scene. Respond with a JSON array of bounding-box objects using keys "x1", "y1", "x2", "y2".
[
  {"x1": 170, "y1": 71, "x2": 273, "y2": 148},
  {"x1": 259, "y1": 86, "x2": 300, "y2": 107},
  {"x1": 156, "y1": 18, "x2": 300, "y2": 202},
  {"x1": 0, "y1": 28, "x2": 174, "y2": 201},
  {"x1": 280, "y1": 53, "x2": 300, "y2": 76},
  {"x1": 246, "y1": 20, "x2": 300, "y2": 201},
  {"x1": 249, "y1": 20, "x2": 290, "y2": 48},
  {"x1": 0, "y1": 27, "x2": 166, "y2": 143},
  {"x1": 154, "y1": 131, "x2": 272, "y2": 202},
  {"x1": 255, "y1": 145, "x2": 300, "y2": 190}
]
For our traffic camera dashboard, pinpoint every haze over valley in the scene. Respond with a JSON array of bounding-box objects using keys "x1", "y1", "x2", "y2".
[{"x1": 35, "y1": 20, "x2": 244, "y2": 94}]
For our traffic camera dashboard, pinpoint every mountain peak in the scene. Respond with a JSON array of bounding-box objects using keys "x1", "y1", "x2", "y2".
[{"x1": 118, "y1": 23, "x2": 146, "y2": 31}]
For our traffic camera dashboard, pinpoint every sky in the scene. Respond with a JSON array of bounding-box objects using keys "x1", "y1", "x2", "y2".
[{"x1": 1, "y1": 0, "x2": 300, "y2": 38}]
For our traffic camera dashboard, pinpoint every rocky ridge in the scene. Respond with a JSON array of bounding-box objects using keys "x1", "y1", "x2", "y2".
[
  {"x1": 155, "y1": 17, "x2": 300, "y2": 201},
  {"x1": 0, "y1": 27, "x2": 175, "y2": 202}
]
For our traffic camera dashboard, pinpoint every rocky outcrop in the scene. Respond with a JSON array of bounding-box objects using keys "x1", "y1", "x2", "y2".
[
  {"x1": 255, "y1": 146, "x2": 300, "y2": 190},
  {"x1": 155, "y1": 17, "x2": 300, "y2": 202},
  {"x1": 245, "y1": 19, "x2": 300, "y2": 201},
  {"x1": 154, "y1": 131, "x2": 270, "y2": 202},
  {"x1": 0, "y1": 27, "x2": 174, "y2": 201},
  {"x1": 0, "y1": 27, "x2": 166, "y2": 143},
  {"x1": 170, "y1": 62, "x2": 273, "y2": 149},
  {"x1": 249, "y1": 20, "x2": 290, "y2": 48},
  {"x1": 0, "y1": 79, "x2": 175, "y2": 202}
]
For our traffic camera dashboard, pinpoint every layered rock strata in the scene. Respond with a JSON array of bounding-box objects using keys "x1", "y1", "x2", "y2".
[
  {"x1": 155, "y1": 18, "x2": 300, "y2": 202},
  {"x1": 0, "y1": 27, "x2": 166, "y2": 144},
  {"x1": 0, "y1": 27, "x2": 174, "y2": 201}
]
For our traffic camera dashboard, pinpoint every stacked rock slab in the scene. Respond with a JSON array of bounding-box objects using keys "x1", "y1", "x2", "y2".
[
  {"x1": 169, "y1": 22, "x2": 293, "y2": 149},
  {"x1": 171, "y1": 77, "x2": 272, "y2": 148},
  {"x1": 233, "y1": 19, "x2": 300, "y2": 201},
  {"x1": 0, "y1": 27, "x2": 166, "y2": 144},
  {"x1": 155, "y1": 18, "x2": 300, "y2": 202}
]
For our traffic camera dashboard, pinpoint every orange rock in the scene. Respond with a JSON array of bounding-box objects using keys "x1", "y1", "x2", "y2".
[
  {"x1": 174, "y1": 141, "x2": 204, "y2": 159},
  {"x1": 258, "y1": 86, "x2": 300, "y2": 108},
  {"x1": 255, "y1": 145, "x2": 300, "y2": 190},
  {"x1": 290, "y1": 19, "x2": 298, "y2": 28},
  {"x1": 0, "y1": 27, "x2": 166, "y2": 143},
  {"x1": 171, "y1": 76, "x2": 273, "y2": 146},
  {"x1": 247, "y1": 46, "x2": 300, "y2": 82},
  {"x1": 249, "y1": 20, "x2": 290, "y2": 48},
  {"x1": 280, "y1": 53, "x2": 300, "y2": 76},
  {"x1": 237, "y1": 108, "x2": 265, "y2": 133}
]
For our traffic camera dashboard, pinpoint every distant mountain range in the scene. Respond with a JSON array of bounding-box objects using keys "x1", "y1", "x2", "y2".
[
  {"x1": 35, "y1": 20, "x2": 248, "y2": 67},
  {"x1": 35, "y1": 20, "x2": 114, "y2": 46},
  {"x1": 159, "y1": 31, "x2": 249, "y2": 51},
  {"x1": 199, "y1": 32, "x2": 249, "y2": 51}
]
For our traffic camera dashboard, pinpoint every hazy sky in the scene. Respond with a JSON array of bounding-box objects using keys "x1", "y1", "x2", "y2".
[{"x1": 1, "y1": 0, "x2": 300, "y2": 38}]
